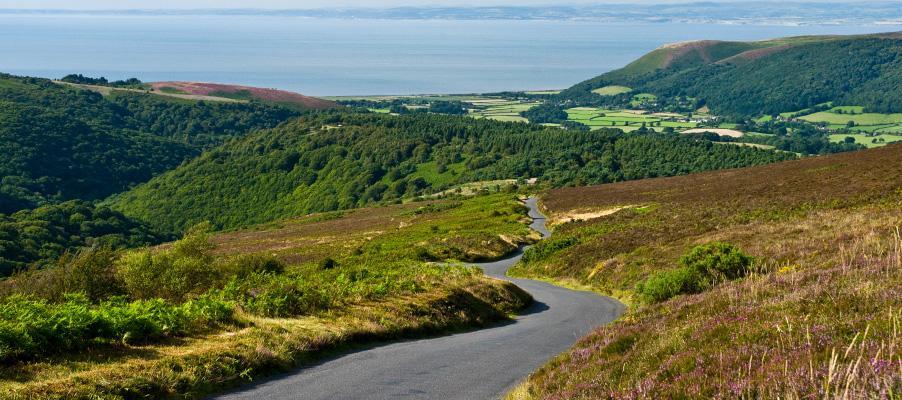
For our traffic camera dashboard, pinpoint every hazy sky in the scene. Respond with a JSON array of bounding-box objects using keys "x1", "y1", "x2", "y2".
[{"x1": 0, "y1": 0, "x2": 866, "y2": 9}]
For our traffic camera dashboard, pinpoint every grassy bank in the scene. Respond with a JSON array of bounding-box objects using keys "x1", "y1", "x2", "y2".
[
  {"x1": 0, "y1": 194, "x2": 534, "y2": 399},
  {"x1": 509, "y1": 145, "x2": 902, "y2": 398}
]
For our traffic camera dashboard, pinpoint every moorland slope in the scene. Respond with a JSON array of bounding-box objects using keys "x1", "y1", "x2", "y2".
[{"x1": 510, "y1": 143, "x2": 902, "y2": 398}]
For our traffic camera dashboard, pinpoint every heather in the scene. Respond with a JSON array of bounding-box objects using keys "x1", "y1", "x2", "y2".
[{"x1": 510, "y1": 145, "x2": 902, "y2": 398}]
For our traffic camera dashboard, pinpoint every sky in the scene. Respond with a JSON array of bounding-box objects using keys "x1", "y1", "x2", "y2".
[{"x1": 0, "y1": 0, "x2": 869, "y2": 9}]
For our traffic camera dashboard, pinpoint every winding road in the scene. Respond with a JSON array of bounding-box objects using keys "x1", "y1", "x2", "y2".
[{"x1": 216, "y1": 197, "x2": 625, "y2": 400}]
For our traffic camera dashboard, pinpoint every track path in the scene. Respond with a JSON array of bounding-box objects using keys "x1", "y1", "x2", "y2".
[{"x1": 216, "y1": 197, "x2": 624, "y2": 400}]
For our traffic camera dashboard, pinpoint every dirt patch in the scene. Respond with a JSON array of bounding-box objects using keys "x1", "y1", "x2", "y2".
[{"x1": 552, "y1": 206, "x2": 634, "y2": 225}]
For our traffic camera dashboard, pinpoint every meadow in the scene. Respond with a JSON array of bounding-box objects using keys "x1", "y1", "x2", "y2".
[
  {"x1": 508, "y1": 144, "x2": 902, "y2": 398},
  {"x1": 0, "y1": 194, "x2": 535, "y2": 399},
  {"x1": 565, "y1": 107, "x2": 698, "y2": 132},
  {"x1": 786, "y1": 105, "x2": 902, "y2": 147},
  {"x1": 468, "y1": 98, "x2": 540, "y2": 123},
  {"x1": 591, "y1": 85, "x2": 632, "y2": 96}
]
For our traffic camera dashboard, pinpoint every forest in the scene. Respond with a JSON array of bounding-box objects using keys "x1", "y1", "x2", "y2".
[
  {"x1": 0, "y1": 201, "x2": 166, "y2": 277},
  {"x1": 0, "y1": 74, "x2": 299, "y2": 213},
  {"x1": 110, "y1": 111, "x2": 795, "y2": 232}
]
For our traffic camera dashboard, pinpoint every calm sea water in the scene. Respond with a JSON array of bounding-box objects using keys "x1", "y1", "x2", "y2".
[{"x1": 0, "y1": 15, "x2": 898, "y2": 96}]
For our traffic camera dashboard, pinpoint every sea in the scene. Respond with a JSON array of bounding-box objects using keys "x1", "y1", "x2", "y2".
[{"x1": 1, "y1": 14, "x2": 899, "y2": 96}]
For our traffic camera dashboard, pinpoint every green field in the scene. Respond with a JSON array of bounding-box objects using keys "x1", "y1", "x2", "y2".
[
  {"x1": 799, "y1": 107, "x2": 902, "y2": 126},
  {"x1": 796, "y1": 106, "x2": 902, "y2": 139},
  {"x1": 566, "y1": 107, "x2": 697, "y2": 131},
  {"x1": 630, "y1": 93, "x2": 658, "y2": 107},
  {"x1": 468, "y1": 99, "x2": 539, "y2": 123},
  {"x1": 828, "y1": 133, "x2": 902, "y2": 148},
  {"x1": 591, "y1": 85, "x2": 632, "y2": 96}
]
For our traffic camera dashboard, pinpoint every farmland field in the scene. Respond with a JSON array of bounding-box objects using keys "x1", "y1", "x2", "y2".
[
  {"x1": 591, "y1": 85, "x2": 632, "y2": 96},
  {"x1": 798, "y1": 107, "x2": 902, "y2": 126},
  {"x1": 790, "y1": 106, "x2": 902, "y2": 146},
  {"x1": 566, "y1": 107, "x2": 697, "y2": 131},
  {"x1": 468, "y1": 99, "x2": 539, "y2": 123},
  {"x1": 828, "y1": 133, "x2": 902, "y2": 148}
]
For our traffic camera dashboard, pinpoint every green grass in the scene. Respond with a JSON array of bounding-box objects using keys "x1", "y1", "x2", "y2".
[
  {"x1": 468, "y1": 100, "x2": 538, "y2": 123},
  {"x1": 591, "y1": 85, "x2": 632, "y2": 96},
  {"x1": 799, "y1": 108, "x2": 902, "y2": 125},
  {"x1": 157, "y1": 86, "x2": 188, "y2": 95},
  {"x1": 565, "y1": 107, "x2": 697, "y2": 131},
  {"x1": 828, "y1": 133, "x2": 902, "y2": 148}
]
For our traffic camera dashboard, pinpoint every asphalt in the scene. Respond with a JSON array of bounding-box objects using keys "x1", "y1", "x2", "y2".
[{"x1": 214, "y1": 197, "x2": 625, "y2": 400}]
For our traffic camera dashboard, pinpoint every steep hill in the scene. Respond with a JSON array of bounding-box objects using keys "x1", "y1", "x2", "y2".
[
  {"x1": 510, "y1": 143, "x2": 902, "y2": 398},
  {"x1": 0, "y1": 73, "x2": 299, "y2": 213},
  {"x1": 108, "y1": 111, "x2": 793, "y2": 232},
  {"x1": 559, "y1": 32, "x2": 902, "y2": 116},
  {"x1": 150, "y1": 82, "x2": 339, "y2": 110}
]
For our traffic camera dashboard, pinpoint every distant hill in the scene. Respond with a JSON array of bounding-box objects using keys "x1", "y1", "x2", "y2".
[
  {"x1": 559, "y1": 32, "x2": 902, "y2": 116},
  {"x1": 108, "y1": 111, "x2": 793, "y2": 232},
  {"x1": 150, "y1": 82, "x2": 339, "y2": 110},
  {"x1": 0, "y1": 73, "x2": 299, "y2": 213}
]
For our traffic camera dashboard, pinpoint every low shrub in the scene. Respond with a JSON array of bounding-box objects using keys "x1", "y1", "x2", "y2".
[
  {"x1": 116, "y1": 223, "x2": 219, "y2": 301},
  {"x1": 221, "y1": 273, "x2": 332, "y2": 317},
  {"x1": 521, "y1": 237, "x2": 579, "y2": 265},
  {"x1": 635, "y1": 267, "x2": 704, "y2": 303},
  {"x1": 680, "y1": 241, "x2": 754, "y2": 282},
  {"x1": 636, "y1": 242, "x2": 753, "y2": 303},
  {"x1": 221, "y1": 254, "x2": 286, "y2": 278}
]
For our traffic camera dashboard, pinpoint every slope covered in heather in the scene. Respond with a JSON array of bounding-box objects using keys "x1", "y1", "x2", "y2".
[{"x1": 509, "y1": 144, "x2": 902, "y2": 398}]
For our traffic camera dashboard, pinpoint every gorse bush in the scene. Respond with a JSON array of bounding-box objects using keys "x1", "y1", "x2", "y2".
[
  {"x1": 634, "y1": 267, "x2": 705, "y2": 303},
  {"x1": 679, "y1": 241, "x2": 754, "y2": 283},
  {"x1": 0, "y1": 293, "x2": 234, "y2": 362},
  {"x1": 636, "y1": 242, "x2": 753, "y2": 303}
]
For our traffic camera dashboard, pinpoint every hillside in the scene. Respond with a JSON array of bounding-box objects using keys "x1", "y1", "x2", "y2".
[
  {"x1": 0, "y1": 194, "x2": 534, "y2": 398},
  {"x1": 0, "y1": 73, "x2": 299, "y2": 213},
  {"x1": 150, "y1": 81, "x2": 339, "y2": 110},
  {"x1": 108, "y1": 111, "x2": 794, "y2": 232},
  {"x1": 509, "y1": 144, "x2": 902, "y2": 398},
  {"x1": 558, "y1": 32, "x2": 902, "y2": 116}
]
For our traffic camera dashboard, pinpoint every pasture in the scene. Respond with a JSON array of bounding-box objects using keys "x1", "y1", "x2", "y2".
[
  {"x1": 468, "y1": 99, "x2": 539, "y2": 123},
  {"x1": 591, "y1": 85, "x2": 632, "y2": 96},
  {"x1": 828, "y1": 133, "x2": 902, "y2": 148},
  {"x1": 566, "y1": 107, "x2": 697, "y2": 131},
  {"x1": 798, "y1": 106, "x2": 902, "y2": 139}
]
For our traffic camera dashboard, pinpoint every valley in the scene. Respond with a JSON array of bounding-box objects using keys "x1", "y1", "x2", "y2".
[{"x1": 0, "y1": 29, "x2": 899, "y2": 399}]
